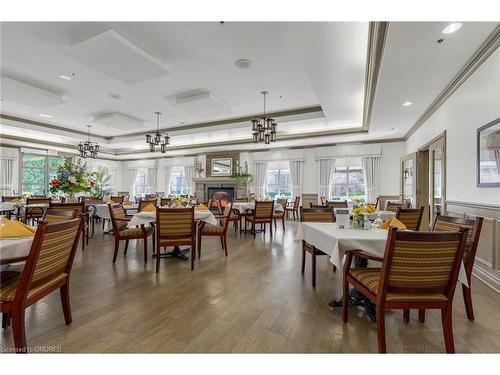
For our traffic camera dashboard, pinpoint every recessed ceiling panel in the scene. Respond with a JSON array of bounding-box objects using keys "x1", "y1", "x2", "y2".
[
  {"x1": 169, "y1": 89, "x2": 233, "y2": 118},
  {"x1": 1, "y1": 76, "x2": 65, "y2": 108},
  {"x1": 67, "y1": 29, "x2": 169, "y2": 85},
  {"x1": 93, "y1": 112, "x2": 144, "y2": 130}
]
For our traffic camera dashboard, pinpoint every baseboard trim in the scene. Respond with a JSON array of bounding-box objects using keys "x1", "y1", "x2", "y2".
[{"x1": 473, "y1": 265, "x2": 500, "y2": 295}]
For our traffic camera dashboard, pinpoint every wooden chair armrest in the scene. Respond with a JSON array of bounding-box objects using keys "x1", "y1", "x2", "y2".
[{"x1": 346, "y1": 249, "x2": 384, "y2": 262}]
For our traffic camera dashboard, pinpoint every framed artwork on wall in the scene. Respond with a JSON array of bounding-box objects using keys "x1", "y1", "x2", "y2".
[{"x1": 477, "y1": 117, "x2": 500, "y2": 187}]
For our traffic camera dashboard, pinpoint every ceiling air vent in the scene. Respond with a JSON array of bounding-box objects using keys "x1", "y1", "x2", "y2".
[
  {"x1": 168, "y1": 89, "x2": 233, "y2": 118},
  {"x1": 93, "y1": 112, "x2": 144, "y2": 130}
]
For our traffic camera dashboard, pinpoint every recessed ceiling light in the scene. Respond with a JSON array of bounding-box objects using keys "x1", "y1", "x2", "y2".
[
  {"x1": 59, "y1": 73, "x2": 75, "y2": 80},
  {"x1": 402, "y1": 101, "x2": 413, "y2": 107},
  {"x1": 442, "y1": 23, "x2": 462, "y2": 34},
  {"x1": 235, "y1": 58, "x2": 252, "y2": 69},
  {"x1": 39, "y1": 113, "x2": 52, "y2": 118}
]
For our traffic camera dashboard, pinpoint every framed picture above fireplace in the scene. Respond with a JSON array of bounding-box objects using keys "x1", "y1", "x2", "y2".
[
  {"x1": 477, "y1": 117, "x2": 500, "y2": 187},
  {"x1": 211, "y1": 157, "x2": 233, "y2": 176}
]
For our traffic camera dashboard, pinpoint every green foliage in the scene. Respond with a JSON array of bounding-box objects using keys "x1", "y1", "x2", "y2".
[
  {"x1": 229, "y1": 172, "x2": 253, "y2": 184},
  {"x1": 49, "y1": 158, "x2": 94, "y2": 197},
  {"x1": 91, "y1": 166, "x2": 112, "y2": 197}
]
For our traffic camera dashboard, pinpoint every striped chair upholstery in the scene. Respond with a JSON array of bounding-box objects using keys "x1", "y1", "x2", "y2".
[
  {"x1": 49, "y1": 202, "x2": 87, "y2": 249},
  {"x1": 0, "y1": 219, "x2": 82, "y2": 352},
  {"x1": 43, "y1": 208, "x2": 79, "y2": 223},
  {"x1": 386, "y1": 201, "x2": 410, "y2": 212},
  {"x1": 300, "y1": 207, "x2": 335, "y2": 288},
  {"x1": 395, "y1": 207, "x2": 424, "y2": 231},
  {"x1": 1, "y1": 195, "x2": 21, "y2": 202},
  {"x1": 198, "y1": 203, "x2": 233, "y2": 258},
  {"x1": 156, "y1": 207, "x2": 196, "y2": 271},
  {"x1": 110, "y1": 196, "x2": 125, "y2": 203},
  {"x1": 138, "y1": 198, "x2": 157, "y2": 212},
  {"x1": 109, "y1": 204, "x2": 128, "y2": 231},
  {"x1": 343, "y1": 228, "x2": 469, "y2": 353},
  {"x1": 327, "y1": 200, "x2": 348, "y2": 209},
  {"x1": 245, "y1": 201, "x2": 274, "y2": 238}
]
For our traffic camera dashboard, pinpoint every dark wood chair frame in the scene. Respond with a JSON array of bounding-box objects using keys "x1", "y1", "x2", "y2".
[
  {"x1": 49, "y1": 202, "x2": 89, "y2": 250},
  {"x1": 0, "y1": 218, "x2": 83, "y2": 353},
  {"x1": 197, "y1": 202, "x2": 232, "y2": 258},
  {"x1": 395, "y1": 206, "x2": 424, "y2": 231},
  {"x1": 138, "y1": 198, "x2": 158, "y2": 213},
  {"x1": 285, "y1": 196, "x2": 300, "y2": 221},
  {"x1": 342, "y1": 227, "x2": 468, "y2": 353},
  {"x1": 245, "y1": 201, "x2": 275, "y2": 238}
]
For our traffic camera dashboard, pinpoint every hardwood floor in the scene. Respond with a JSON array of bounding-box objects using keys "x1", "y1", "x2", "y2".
[{"x1": 2, "y1": 220, "x2": 500, "y2": 353}]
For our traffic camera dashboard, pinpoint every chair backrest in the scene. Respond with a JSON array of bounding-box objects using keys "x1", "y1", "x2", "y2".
[
  {"x1": 49, "y1": 202, "x2": 85, "y2": 215},
  {"x1": 156, "y1": 207, "x2": 195, "y2": 240},
  {"x1": 160, "y1": 197, "x2": 173, "y2": 207},
  {"x1": 82, "y1": 196, "x2": 104, "y2": 204},
  {"x1": 145, "y1": 194, "x2": 157, "y2": 199},
  {"x1": 254, "y1": 201, "x2": 274, "y2": 219},
  {"x1": 26, "y1": 197, "x2": 51, "y2": 205},
  {"x1": 301, "y1": 194, "x2": 318, "y2": 209},
  {"x1": 207, "y1": 198, "x2": 222, "y2": 214},
  {"x1": 110, "y1": 195, "x2": 125, "y2": 203},
  {"x1": 220, "y1": 202, "x2": 234, "y2": 232},
  {"x1": 386, "y1": 201, "x2": 409, "y2": 212},
  {"x1": 234, "y1": 197, "x2": 249, "y2": 202},
  {"x1": 108, "y1": 204, "x2": 128, "y2": 232},
  {"x1": 320, "y1": 196, "x2": 327, "y2": 205},
  {"x1": 43, "y1": 208, "x2": 79, "y2": 223},
  {"x1": 138, "y1": 198, "x2": 157, "y2": 212},
  {"x1": 2, "y1": 195, "x2": 21, "y2": 202},
  {"x1": 396, "y1": 207, "x2": 424, "y2": 231},
  {"x1": 300, "y1": 207, "x2": 335, "y2": 222},
  {"x1": 432, "y1": 214, "x2": 483, "y2": 274},
  {"x1": 374, "y1": 197, "x2": 380, "y2": 210},
  {"x1": 291, "y1": 196, "x2": 300, "y2": 209},
  {"x1": 13, "y1": 218, "x2": 82, "y2": 303},
  {"x1": 379, "y1": 228, "x2": 468, "y2": 299},
  {"x1": 327, "y1": 200, "x2": 348, "y2": 209}
]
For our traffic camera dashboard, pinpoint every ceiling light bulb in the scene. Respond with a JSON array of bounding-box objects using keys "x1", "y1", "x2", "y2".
[
  {"x1": 39, "y1": 114, "x2": 52, "y2": 118},
  {"x1": 442, "y1": 23, "x2": 462, "y2": 34},
  {"x1": 402, "y1": 101, "x2": 413, "y2": 107}
]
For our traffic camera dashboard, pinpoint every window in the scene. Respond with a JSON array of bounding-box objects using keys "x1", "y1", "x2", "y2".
[
  {"x1": 21, "y1": 153, "x2": 64, "y2": 195},
  {"x1": 331, "y1": 164, "x2": 365, "y2": 202},
  {"x1": 134, "y1": 169, "x2": 148, "y2": 195},
  {"x1": 265, "y1": 167, "x2": 291, "y2": 199},
  {"x1": 170, "y1": 169, "x2": 186, "y2": 195}
]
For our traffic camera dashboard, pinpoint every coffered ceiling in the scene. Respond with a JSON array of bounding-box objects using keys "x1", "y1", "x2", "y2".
[{"x1": 0, "y1": 21, "x2": 498, "y2": 159}]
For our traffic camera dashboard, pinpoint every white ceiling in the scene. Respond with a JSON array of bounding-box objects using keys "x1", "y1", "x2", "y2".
[{"x1": 0, "y1": 21, "x2": 498, "y2": 158}]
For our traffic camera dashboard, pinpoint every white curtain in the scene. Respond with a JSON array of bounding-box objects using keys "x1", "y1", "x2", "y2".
[
  {"x1": 183, "y1": 165, "x2": 195, "y2": 196},
  {"x1": 164, "y1": 167, "x2": 172, "y2": 195},
  {"x1": 0, "y1": 159, "x2": 14, "y2": 194},
  {"x1": 128, "y1": 168, "x2": 138, "y2": 195},
  {"x1": 361, "y1": 156, "x2": 381, "y2": 203},
  {"x1": 318, "y1": 159, "x2": 335, "y2": 200},
  {"x1": 147, "y1": 167, "x2": 157, "y2": 193},
  {"x1": 289, "y1": 161, "x2": 303, "y2": 198},
  {"x1": 253, "y1": 162, "x2": 268, "y2": 198}
]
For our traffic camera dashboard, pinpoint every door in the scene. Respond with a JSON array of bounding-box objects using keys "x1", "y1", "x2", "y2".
[
  {"x1": 400, "y1": 153, "x2": 417, "y2": 208},
  {"x1": 428, "y1": 136, "x2": 446, "y2": 226}
]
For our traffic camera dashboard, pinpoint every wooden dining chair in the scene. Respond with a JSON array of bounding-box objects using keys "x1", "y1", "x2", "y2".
[
  {"x1": 374, "y1": 197, "x2": 380, "y2": 210},
  {"x1": 49, "y1": 202, "x2": 88, "y2": 250},
  {"x1": 42, "y1": 208, "x2": 79, "y2": 222},
  {"x1": 406, "y1": 215, "x2": 484, "y2": 323},
  {"x1": 320, "y1": 196, "x2": 327, "y2": 205},
  {"x1": 138, "y1": 198, "x2": 157, "y2": 212},
  {"x1": 273, "y1": 198, "x2": 287, "y2": 231},
  {"x1": 21, "y1": 197, "x2": 51, "y2": 225},
  {"x1": 245, "y1": 201, "x2": 274, "y2": 238},
  {"x1": 300, "y1": 207, "x2": 336, "y2": 288},
  {"x1": 156, "y1": 207, "x2": 196, "y2": 272},
  {"x1": 110, "y1": 195, "x2": 125, "y2": 204},
  {"x1": 386, "y1": 201, "x2": 410, "y2": 212},
  {"x1": 327, "y1": 200, "x2": 348, "y2": 209},
  {"x1": 160, "y1": 197, "x2": 173, "y2": 207},
  {"x1": 0, "y1": 218, "x2": 83, "y2": 353},
  {"x1": 108, "y1": 204, "x2": 154, "y2": 265},
  {"x1": 395, "y1": 207, "x2": 424, "y2": 231},
  {"x1": 285, "y1": 196, "x2": 300, "y2": 221},
  {"x1": 1, "y1": 195, "x2": 22, "y2": 202},
  {"x1": 207, "y1": 198, "x2": 223, "y2": 215},
  {"x1": 198, "y1": 202, "x2": 233, "y2": 258},
  {"x1": 342, "y1": 227, "x2": 468, "y2": 353}
]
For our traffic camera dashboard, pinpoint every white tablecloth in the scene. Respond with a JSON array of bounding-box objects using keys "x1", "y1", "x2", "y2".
[
  {"x1": 0, "y1": 203, "x2": 16, "y2": 212},
  {"x1": 0, "y1": 236, "x2": 33, "y2": 262},
  {"x1": 94, "y1": 204, "x2": 138, "y2": 219},
  {"x1": 295, "y1": 222, "x2": 468, "y2": 299},
  {"x1": 128, "y1": 209, "x2": 217, "y2": 228},
  {"x1": 232, "y1": 202, "x2": 284, "y2": 213}
]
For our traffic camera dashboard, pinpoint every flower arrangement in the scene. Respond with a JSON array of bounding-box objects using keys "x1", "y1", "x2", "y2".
[
  {"x1": 249, "y1": 193, "x2": 257, "y2": 202},
  {"x1": 194, "y1": 159, "x2": 205, "y2": 177},
  {"x1": 229, "y1": 172, "x2": 253, "y2": 184},
  {"x1": 49, "y1": 158, "x2": 94, "y2": 197}
]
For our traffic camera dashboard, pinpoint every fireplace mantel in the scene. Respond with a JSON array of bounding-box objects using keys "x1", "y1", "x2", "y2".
[
  {"x1": 193, "y1": 177, "x2": 249, "y2": 201},
  {"x1": 193, "y1": 177, "x2": 237, "y2": 184}
]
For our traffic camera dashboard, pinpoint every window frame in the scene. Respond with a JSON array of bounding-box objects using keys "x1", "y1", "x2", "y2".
[
  {"x1": 330, "y1": 164, "x2": 366, "y2": 202},
  {"x1": 20, "y1": 152, "x2": 66, "y2": 196},
  {"x1": 265, "y1": 167, "x2": 292, "y2": 199}
]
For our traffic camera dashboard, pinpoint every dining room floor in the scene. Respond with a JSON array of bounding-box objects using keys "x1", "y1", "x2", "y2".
[{"x1": 2, "y1": 219, "x2": 500, "y2": 353}]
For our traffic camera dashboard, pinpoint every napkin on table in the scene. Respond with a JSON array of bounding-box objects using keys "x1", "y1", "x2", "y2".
[
  {"x1": 196, "y1": 203, "x2": 208, "y2": 211},
  {"x1": 142, "y1": 204, "x2": 156, "y2": 212},
  {"x1": 0, "y1": 219, "x2": 36, "y2": 238},
  {"x1": 379, "y1": 217, "x2": 406, "y2": 230}
]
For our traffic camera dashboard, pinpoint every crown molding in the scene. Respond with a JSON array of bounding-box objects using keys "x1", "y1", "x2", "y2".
[
  {"x1": 404, "y1": 23, "x2": 500, "y2": 140},
  {"x1": 362, "y1": 21, "x2": 389, "y2": 131}
]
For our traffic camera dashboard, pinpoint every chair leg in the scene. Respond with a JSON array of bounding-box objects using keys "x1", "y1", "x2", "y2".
[
  {"x1": 12, "y1": 309, "x2": 27, "y2": 354},
  {"x1": 112, "y1": 239, "x2": 120, "y2": 263},
  {"x1": 376, "y1": 307, "x2": 387, "y2": 353},
  {"x1": 253, "y1": 221, "x2": 256, "y2": 238},
  {"x1": 462, "y1": 284, "x2": 474, "y2": 321},
  {"x1": 311, "y1": 253, "x2": 316, "y2": 288},
  {"x1": 270, "y1": 221, "x2": 273, "y2": 237},
  {"x1": 143, "y1": 236, "x2": 148, "y2": 263},
  {"x1": 124, "y1": 240, "x2": 129, "y2": 256},
  {"x1": 156, "y1": 243, "x2": 160, "y2": 273},
  {"x1": 60, "y1": 283, "x2": 72, "y2": 325},
  {"x1": 418, "y1": 309, "x2": 426, "y2": 323},
  {"x1": 441, "y1": 307, "x2": 455, "y2": 353},
  {"x1": 301, "y1": 248, "x2": 306, "y2": 274},
  {"x1": 403, "y1": 309, "x2": 410, "y2": 323},
  {"x1": 342, "y1": 279, "x2": 350, "y2": 323},
  {"x1": 152, "y1": 233, "x2": 155, "y2": 254},
  {"x1": 81, "y1": 227, "x2": 85, "y2": 251},
  {"x1": 223, "y1": 236, "x2": 228, "y2": 256},
  {"x1": 274, "y1": 218, "x2": 277, "y2": 230},
  {"x1": 2, "y1": 313, "x2": 11, "y2": 329},
  {"x1": 220, "y1": 235, "x2": 224, "y2": 253},
  {"x1": 332, "y1": 265, "x2": 337, "y2": 272},
  {"x1": 282, "y1": 216, "x2": 285, "y2": 231}
]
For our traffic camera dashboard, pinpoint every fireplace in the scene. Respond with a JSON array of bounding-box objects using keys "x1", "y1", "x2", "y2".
[{"x1": 207, "y1": 186, "x2": 235, "y2": 207}]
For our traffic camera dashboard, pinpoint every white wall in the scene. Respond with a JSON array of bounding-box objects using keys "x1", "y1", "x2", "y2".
[{"x1": 406, "y1": 49, "x2": 500, "y2": 205}]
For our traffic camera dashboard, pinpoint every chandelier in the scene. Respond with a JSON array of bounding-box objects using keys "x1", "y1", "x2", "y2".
[
  {"x1": 251, "y1": 91, "x2": 277, "y2": 144},
  {"x1": 146, "y1": 111, "x2": 170, "y2": 153},
  {"x1": 78, "y1": 125, "x2": 99, "y2": 159}
]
